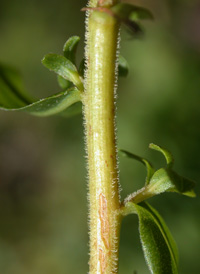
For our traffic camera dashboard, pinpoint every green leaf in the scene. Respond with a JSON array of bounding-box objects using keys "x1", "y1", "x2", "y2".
[
  {"x1": 112, "y1": 3, "x2": 153, "y2": 21},
  {"x1": 149, "y1": 143, "x2": 174, "y2": 168},
  {"x1": 138, "y1": 202, "x2": 178, "y2": 274},
  {"x1": 118, "y1": 55, "x2": 129, "y2": 77},
  {"x1": 42, "y1": 54, "x2": 83, "y2": 91},
  {"x1": 0, "y1": 63, "x2": 33, "y2": 108},
  {"x1": 63, "y1": 36, "x2": 80, "y2": 64},
  {"x1": 0, "y1": 87, "x2": 81, "y2": 117},
  {"x1": 123, "y1": 202, "x2": 178, "y2": 274},
  {"x1": 56, "y1": 36, "x2": 80, "y2": 90},
  {"x1": 123, "y1": 168, "x2": 195, "y2": 205},
  {"x1": 111, "y1": 3, "x2": 153, "y2": 35},
  {"x1": 119, "y1": 149, "x2": 154, "y2": 185},
  {"x1": 59, "y1": 101, "x2": 82, "y2": 117},
  {"x1": 0, "y1": 62, "x2": 82, "y2": 117},
  {"x1": 124, "y1": 168, "x2": 196, "y2": 204},
  {"x1": 129, "y1": 6, "x2": 154, "y2": 22},
  {"x1": 57, "y1": 75, "x2": 72, "y2": 90},
  {"x1": 148, "y1": 168, "x2": 196, "y2": 197}
]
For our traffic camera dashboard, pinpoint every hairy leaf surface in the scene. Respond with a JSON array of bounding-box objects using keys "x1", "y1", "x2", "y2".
[
  {"x1": 42, "y1": 54, "x2": 83, "y2": 91},
  {"x1": 0, "y1": 87, "x2": 81, "y2": 117},
  {"x1": 63, "y1": 36, "x2": 80, "y2": 64},
  {"x1": 124, "y1": 202, "x2": 178, "y2": 274},
  {"x1": 148, "y1": 168, "x2": 196, "y2": 197},
  {"x1": 0, "y1": 63, "x2": 81, "y2": 116}
]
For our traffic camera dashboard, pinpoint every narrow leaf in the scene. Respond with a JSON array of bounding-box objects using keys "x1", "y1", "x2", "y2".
[
  {"x1": 149, "y1": 143, "x2": 174, "y2": 168},
  {"x1": 42, "y1": 54, "x2": 83, "y2": 91},
  {"x1": 56, "y1": 36, "x2": 80, "y2": 89},
  {"x1": 111, "y1": 3, "x2": 153, "y2": 36},
  {"x1": 57, "y1": 75, "x2": 72, "y2": 90},
  {"x1": 59, "y1": 101, "x2": 82, "y2": 117},
  {"x1": 119, "y1": 149, "x2": 154, "y2": 185},
  {"x1": 0, "y1": 88, "x2": 81, "y2": 117},
  {"x1": 111, "y1": 3, "x2": 153, "y2": 21},
  {"x1": 63, "y1": 36, "x2": 80, "y2": 64},
  {"x1": 138, "y1": 202, "x2": 178, "y2": 274},
  {"x1": 0, "y1": 63, "x2": 33, "y2": 108},
  {"x1": 148, "y1": 168, "x2": 196, "y2": 197},
  {"x1": 124, "y1": 201, "x2": 178, "y2": 274},
  {"x1": 123, "y1": 168, "x2": 195, "y2": 208},
  {"x1": 129, "y1": 7, "x2": 154, "y2": 22}
]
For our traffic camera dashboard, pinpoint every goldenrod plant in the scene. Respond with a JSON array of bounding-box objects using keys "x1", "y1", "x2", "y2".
[{"x1": 0, "y1": 0, "x2": 196, "y2": 273}]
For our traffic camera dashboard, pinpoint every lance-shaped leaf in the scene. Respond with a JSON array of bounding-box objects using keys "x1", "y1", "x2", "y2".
[
  {"x1": 124, "y1": 167, "x2": 195, "y2": 204},
  {"x1": 0, "y1": 63, "x2": 82, "y2": 117},
  {"x1": 57, "y1": 75, "x2": 72, "y2": 90},
  {"x1": 0, "y1": 87, "x2": 81, "y2": 117},
  {"x1": 112, "y1": 3, "x2": 153, "y2": 21},
  {"x1": 42, "y1": 54, "x2": 84, "y2": 91},
  {"x1": 148, "y1": 168, "x2": 196, "y2": 198},
  {"x1": 147, "y1": 143, "x2": 195, "y2": 197},
  {"x1": 149, "y1": 143, "x2": 174, "y2": 168},
  {"x1": 0, "y1": 63, "x2": 33, "y2": 108},
  {"x1": 57, "y1": 36, "x2": 81, "y2": 90},
  {"x1": 63, "y1": 36, "x2": 80, "y2": 64},
  {"x1": 111, "y1": 3, "x2": 153, "y2": 35},
  {"x1": 119, "y1": 149, "x2": 154, "y2": 185},
  {"x1": 59, "y1": 101, "x2": 82, "y2": 117},
  {"x1": 138, "y1": 202, "x2": 178, "y2": 274},
  {"x1": 122, "y1": 202, "x2": 178, "y2": 274}
]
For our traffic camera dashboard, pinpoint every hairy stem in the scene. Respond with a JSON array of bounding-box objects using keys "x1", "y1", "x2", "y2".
[{"x1": 83, "y1": 1, "x2": 121, "y2": 273}]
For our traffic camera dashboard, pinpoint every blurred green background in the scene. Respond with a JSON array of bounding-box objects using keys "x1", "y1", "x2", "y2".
[{"x1": 0, "y1": 0, "x2": 200, "y2": 273}]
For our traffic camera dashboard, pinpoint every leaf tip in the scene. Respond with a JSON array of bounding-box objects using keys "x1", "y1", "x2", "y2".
[{"x1": 149, "y1": 143, "x2": 174, "y2": 167}]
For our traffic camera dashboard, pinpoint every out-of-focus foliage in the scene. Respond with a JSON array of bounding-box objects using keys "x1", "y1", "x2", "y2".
[{"x1": 0, "y1": 0, "x2": 199, "y2": 273}]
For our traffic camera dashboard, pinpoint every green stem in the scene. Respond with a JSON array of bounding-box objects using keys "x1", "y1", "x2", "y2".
[{"x1": 83, "y1": 1, "x2": 121, "y2": 273}]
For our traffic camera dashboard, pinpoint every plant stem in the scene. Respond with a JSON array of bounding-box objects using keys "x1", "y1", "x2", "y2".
[{"x1": 83, "y1": 1, "x2": 121, "y2": 273}]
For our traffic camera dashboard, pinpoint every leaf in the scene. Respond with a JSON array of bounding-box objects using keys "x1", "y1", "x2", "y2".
[
  {"x1": 42, "y1": 54, "x2": 84, "y2": 91},
  {"x1": 0, "y1": 62, "x2": 82, "y2": 117},
  {"x1": 119, "y1": 149, "x2": 154, "y2": 185},
  {"x1": 111, "y1": 3, "x2": 153, "y2": 36},
  {"x1": 118, "y1": 55, "x2": 129, "y2": 77},
  {"x1": 57, "y1": 36, "x2": 80, "y2": 89},
  {"x1": 149, "y1": 143, "x2": 174, "y2": 168},
  {"x1": 147, "y1": 144, "x2": 195, "y2": 197},
  {"x1": 137, "y1": 202, "x2": 178, "y2": 274},
  {"x1": 59, "y1": 101, "x2": 82, "y2": 117},
  {"x1": 0, "y1": 63, "x2": 33, "y2": 108},
  {"x1": 0, "y1": 87, "x2": 81, "y2": 117},
  {"x1": 124, "y1": 201, "x2": 178, "y2": 274},
  {"x1": 112, "y1": 3, "x2": 153, "y2": 21},
  {"x1": 124, "y1": 167, "x2": 196, "y2": 204},
  {"x1": 57, "y1": 75, "x2": 72, "y2": 90},
  {"x1": 148, "y1": 168, "x2": 196, "y2": 198},
  {"x1": 63, "y1": 36, "x2": 80, "y2": 64},
  {"x1": 129, "y1": 6, "x2": 154, "y2": 22}
]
